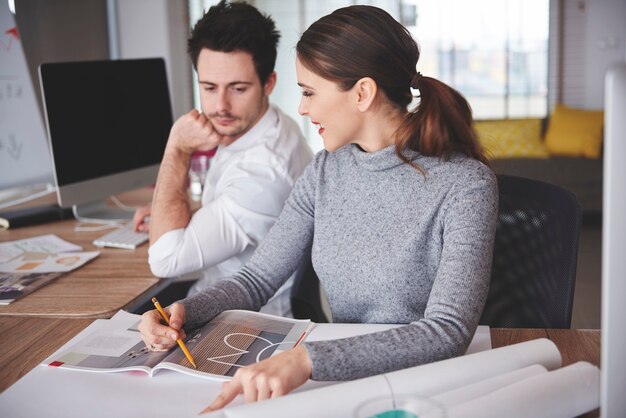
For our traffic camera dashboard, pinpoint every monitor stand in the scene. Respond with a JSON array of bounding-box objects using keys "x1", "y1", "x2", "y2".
[{"x1": 72, "y1": 200, "x2": 133, "y2": 223}]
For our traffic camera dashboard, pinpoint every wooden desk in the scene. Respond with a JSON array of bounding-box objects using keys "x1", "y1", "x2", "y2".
[
  {"x1": 0, "y1": 188, "x2": 168, "y2": 318},
  {"x1": 491, "y1": 328, "x2": 601, "y2": 366},
  {"x1": 0, "y1": 316, "x2": 93, "y2": 392},
  {"x1": 0, "y1": 325, "x2": 601, "y2": 395}
]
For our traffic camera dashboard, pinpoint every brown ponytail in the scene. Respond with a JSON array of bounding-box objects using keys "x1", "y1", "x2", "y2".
[
  {"x1": 395, "y1": 76, "x2": 490, "y2": 167},
  {"x1": 296, "y1": 5, "x2": 489, "y2": 168}
]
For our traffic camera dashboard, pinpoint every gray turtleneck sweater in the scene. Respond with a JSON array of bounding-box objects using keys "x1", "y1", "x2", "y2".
[{"x1": 180, "y1": 144, "x2": 498, "y2": 381}]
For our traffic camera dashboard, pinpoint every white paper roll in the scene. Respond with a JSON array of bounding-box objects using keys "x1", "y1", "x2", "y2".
[
  {"x1": 212, "y1": 375, "x2": 392, "y2": 418},
  {"x1": 385, "y1": 338, "x2": 561, "y2": 396},
  {"x1": 432, "y1": 364, "x2": 548, "y2": 407},
  {"x1": 209, "y1": 338, "x2": 561, "y2": 418},
  {"x1": 445, "y1": 362, "x2": 600, "y2": 418}
]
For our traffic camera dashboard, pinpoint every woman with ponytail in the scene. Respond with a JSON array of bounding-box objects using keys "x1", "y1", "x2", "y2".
[{"x1": 139, "y1": 5, "x2": 498, "y2": 409}]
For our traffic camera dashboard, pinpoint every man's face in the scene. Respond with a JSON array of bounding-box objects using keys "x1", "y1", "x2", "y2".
[{"x1": 196, "y1": 49, "x2": 275, "y2": 140}]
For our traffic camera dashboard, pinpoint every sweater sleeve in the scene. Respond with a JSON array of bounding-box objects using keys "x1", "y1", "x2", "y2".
[
  {"x1": 303, "y1": 168, "x2": 498, "y2": 381},
  {"x1": 179, "y1": 156, "x2": 319, "y2": 329}
]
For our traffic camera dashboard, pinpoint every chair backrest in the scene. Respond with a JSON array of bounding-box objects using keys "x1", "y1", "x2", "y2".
[
  {"x1": 290, "y1": 258, "x2": 329, "y2": 323},
  {"x1": 480, "y1": 174, "x2": 582, "y2": 328},
  {"x1": 291, "y1": 174, "x2": 582, "y2": 328}
]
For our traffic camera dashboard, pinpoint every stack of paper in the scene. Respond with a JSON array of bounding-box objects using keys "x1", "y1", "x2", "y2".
[{"x1": 205, "y1": 338, "x2": 600, "y2": 418}]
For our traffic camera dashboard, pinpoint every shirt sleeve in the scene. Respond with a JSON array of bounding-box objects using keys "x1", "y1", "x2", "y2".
[
  {"x1": 148, "y1": 160, "x2": 294, "y2": 278},
  {"x1": 180, "y1": 157, "x2": 319, "y2": 329},
  {"x1": 302, "y1": 169, "x2": 498, "y2": 381}
]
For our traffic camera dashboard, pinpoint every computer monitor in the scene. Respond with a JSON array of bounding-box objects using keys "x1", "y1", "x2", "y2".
[
  {"x1": 601, "y1": 62, "x2": 626, "y2": 417},
  {"x1": 38, "y1": 58, "x2": 172, "y2": 222}
]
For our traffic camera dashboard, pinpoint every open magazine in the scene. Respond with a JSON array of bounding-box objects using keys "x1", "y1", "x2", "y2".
[
  {"x1": 45, "y1": 310, "x2": 314, "y2": 381},
  {"x1": 0, "y1": 272, "x2": 64, "y2": 305}
]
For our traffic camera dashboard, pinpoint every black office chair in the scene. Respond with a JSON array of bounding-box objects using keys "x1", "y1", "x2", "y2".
[
  {"x1": 479, "y1": 174, "x2": 582, "y2": 328},
  {"x1": 291, "y1": 174, "x2": 582, "y2": 328},
  {"x1": 290, "y1": 258, "x2": 329, "y2": 323}
]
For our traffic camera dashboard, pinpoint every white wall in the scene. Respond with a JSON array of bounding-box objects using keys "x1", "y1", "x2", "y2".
[
  {"x1": 562, "y1": 0, "x2": 626, "y2": 109},
  {"x1": 113, "y1": 0, "x2": 193, "y2": 118},
  {"x1": 583, "y1": 0, "x2": 626, "y2": 108},
  {"x1": 255, "y1": 0, "x2": 401, "y2": 152}
]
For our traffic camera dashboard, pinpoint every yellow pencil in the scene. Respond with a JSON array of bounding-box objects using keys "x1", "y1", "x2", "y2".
[{"x1": 151, "y1": 297, "x2": 197, "y2": 369}]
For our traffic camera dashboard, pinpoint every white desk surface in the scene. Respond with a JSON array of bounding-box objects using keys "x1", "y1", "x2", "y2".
[{"x1": 0, "y1": 321, "x2": 491, "y2": 418}]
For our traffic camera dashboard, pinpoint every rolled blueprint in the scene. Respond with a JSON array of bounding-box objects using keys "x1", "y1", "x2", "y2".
[
  {"x1": 432, "y1": 364, "x2": 548, "y2": 407},
  {"x1": 444, "y1": 361, "x2": 600, "y2": 418},
  {"x1": 383, "y1": 338, "x2": 561, "y2": 396},
  {"x1": 209, "y1": 338, "x2": 562, "y2": 418}
]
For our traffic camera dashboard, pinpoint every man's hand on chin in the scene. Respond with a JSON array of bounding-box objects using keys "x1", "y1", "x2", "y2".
[{"x1": 168, "y1": 109, "x2": 225, "y2": 155}]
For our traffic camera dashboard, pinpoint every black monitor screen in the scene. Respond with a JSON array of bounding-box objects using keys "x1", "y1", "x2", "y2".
[{"x1": 39, "y1": 58, "x2": 172, "y2": 186}]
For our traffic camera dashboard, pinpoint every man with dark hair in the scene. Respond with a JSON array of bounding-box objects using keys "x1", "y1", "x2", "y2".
[
  {"x1": 187, "y1": 0, "x2": 278, "y2": 86},
  {"x1": 134, "y1": 1, "x2": 312, "y2": 316}
]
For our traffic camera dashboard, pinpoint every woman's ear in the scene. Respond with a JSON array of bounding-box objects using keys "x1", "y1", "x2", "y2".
[{"x1": 354, "y1": 77, "x2": 378, "y2": 112}]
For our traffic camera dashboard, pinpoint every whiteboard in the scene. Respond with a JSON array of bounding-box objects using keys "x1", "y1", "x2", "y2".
[{"x1": 0, "y1": 1, "x2": 53, "y2": 190}]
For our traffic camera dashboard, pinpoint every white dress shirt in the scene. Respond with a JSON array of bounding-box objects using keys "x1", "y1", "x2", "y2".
[{"x1": 149, "y1": 105, "x2": 313, "y2": 316}]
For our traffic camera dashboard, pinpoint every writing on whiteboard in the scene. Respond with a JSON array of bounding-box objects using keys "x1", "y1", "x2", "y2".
[
  {"x1": 0, "y1": 81, "x2": 23, "y2": 100},
  {"x1": 0, "y1": 27, "x2": 19, "y2": 52},
  {"x1": 0, "y1": 133, "x2": 23, "y2": 160}
]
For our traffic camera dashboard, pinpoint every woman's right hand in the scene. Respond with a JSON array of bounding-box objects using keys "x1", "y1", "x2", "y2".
[{"x1": 138, "y1": 302, "x2": 187, "y2": 351}]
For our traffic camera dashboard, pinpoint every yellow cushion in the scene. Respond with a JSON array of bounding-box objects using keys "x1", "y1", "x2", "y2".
[
  {"x1": 544, "y1": 104, "x2": 604, "y2": 158},
  {"x1": 474, "y1": 119, "x2": 549, "y2": 159}
]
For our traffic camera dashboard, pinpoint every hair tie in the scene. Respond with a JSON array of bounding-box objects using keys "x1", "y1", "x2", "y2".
[{"x1": 410, "y1": 72, "x2": 423, "y2": 89}]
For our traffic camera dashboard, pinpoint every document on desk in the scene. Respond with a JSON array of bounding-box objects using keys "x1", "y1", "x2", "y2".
[
  {"x1": 0, "y1": 233, "x2": 99, "y2": 273},
  {"x1": 43, "y1": 310, "x2": 313, "y2": 381},
  {"x1": 0, "y1": 234, "x2": 81, "y2": 263},
  {"x1": 0, "y1": 234, "x2": 100, "y2": 304}
]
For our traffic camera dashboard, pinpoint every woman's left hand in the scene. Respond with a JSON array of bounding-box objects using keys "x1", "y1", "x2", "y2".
[{"x1": 201, "y1": 345, "x2": 312, "y2": 412}]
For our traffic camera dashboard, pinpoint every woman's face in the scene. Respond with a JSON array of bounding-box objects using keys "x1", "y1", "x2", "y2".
[{"x1": 296, "y1": 57, "x2": 361, "y2": 152}]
